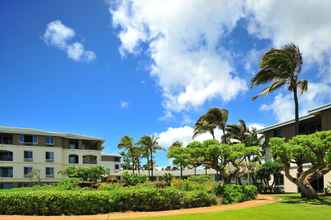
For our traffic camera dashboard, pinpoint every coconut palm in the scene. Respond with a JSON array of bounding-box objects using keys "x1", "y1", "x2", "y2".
[
  {"x1": 138, "y1": 135, "x2": 162, "y2": 179},
  {"x1": 193, "y1": 108, "x2": 229, "y2": 142},
  {"x1": 251, "y1": 43, "x2": 308, "y2": 134},
  {"x1": 225, "y1": 119, "x2": 250, "y2": 143},
  {"x1": 118, "y1": 136, "x2": 137, "y2": 174}
]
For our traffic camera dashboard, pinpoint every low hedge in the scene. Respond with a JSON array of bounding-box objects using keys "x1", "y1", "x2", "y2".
[
  {"x1": 0, "y1": 187, "x2": 217, "y2": 215},
  {"x1": 223, "y1": 184, "x2": 257, "y2": 204}
]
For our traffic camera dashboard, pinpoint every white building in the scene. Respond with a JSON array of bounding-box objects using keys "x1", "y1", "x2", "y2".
[{"x1": 0, "y1": 126, "x2": 121, "y2": 188}]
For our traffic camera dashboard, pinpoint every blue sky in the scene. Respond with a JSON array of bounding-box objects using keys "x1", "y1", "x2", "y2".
[{"x1": 1, "y1": 0, "x2": 331, "y2": 167}]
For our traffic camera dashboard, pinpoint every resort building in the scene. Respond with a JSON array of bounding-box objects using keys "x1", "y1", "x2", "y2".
[
  {"x1": 258, "y1": 103, "x2": 331, "y2": 193},
  {"x1": 0, "y1": 126, "x2": 121, "y2": 188}
]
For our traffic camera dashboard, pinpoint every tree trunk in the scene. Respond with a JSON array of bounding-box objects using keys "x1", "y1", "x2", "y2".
[
  {"x1": 298, "y1": 178, "x2": 317, "y2": 198},
  {"x1": 180, "y1": 165, "x2": 183, "y2": 179},
  {"x1": 194, "y1": 167, "x2": 197, "y2": 176},
  {"x1": 150, "y1": 151, "x2": 154, "y2": 179},
  {"x1": 211, "y1": 130, "x2": 215, "y2": 140},
  {"x1": 293, "y1": 86, "x2": 300, "y2": 135}
]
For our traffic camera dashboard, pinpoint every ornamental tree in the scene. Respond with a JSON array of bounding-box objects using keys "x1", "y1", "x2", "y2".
[{"x1": 270, "y1": 131, "x2": 331, "y2": 198}]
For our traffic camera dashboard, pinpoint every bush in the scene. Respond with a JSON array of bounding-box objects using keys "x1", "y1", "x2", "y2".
[
  {"x1": 56, "y1": 178, "x2": 81, "y2": 190},
  {"x1": 60, "y1": 166, "x2": 106, "y2": 183},
  {"x1": 171, "y1": 178, "x2": 215, "y2": 192},
  {"x1": 0, "y1": 187, "x2": 217, "y2": 215},
  {"x1": 223, "y1": 184, "x2": 257, "y2": 204},
  {"x1": 122, "y1": 172, "x2": 147, "y2": 186}
]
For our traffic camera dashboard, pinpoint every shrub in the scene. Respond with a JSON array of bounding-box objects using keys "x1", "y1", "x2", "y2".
[
  {"x1": 97, "y1": 183, "x2": 123, "y2": 191},
  {"x1": 187, "y1": 175, "x2": 212, "y2": 184},
  {"x1": 56, "y1": 178, "x2": 81, "y2": 190},
  {"x1": 223, "y1": 184, "x2": 257, "y2": 204},
  {"x1": 171, "y1": 178, "x2": 215, "y2": 192},
  {"x1": 0, "y1": 187, "x2": 217, "y2": 215},
  {"x1": 60, "y1": 166, "x2": 106, "y2": 183},
  {"x1": 122, "y1": 172, "x2": 147, "y2": 186}
]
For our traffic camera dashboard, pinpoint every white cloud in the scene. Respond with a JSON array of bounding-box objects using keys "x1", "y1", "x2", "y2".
[
  {"x1": 43, "y1": 20, "x2": 96, "y2": 62},
  {"x1": 245, "y1": 0, "x2": 331, "y2": 81},
  {"x1": 157, "y1": 126, "x2": 222, "y2": 148},
  {"x1": 111, "y1": 0, "x2": 247, "y2": 113},
  {"x1": 248, "y1": 123, "x2": 264, "y2": 130},
  {"x1": 120, "y1": 100, "x2": 129, "y2": 108},
  {"x1": 260, "y1": 82, "x2": 331, "y2": 122}
]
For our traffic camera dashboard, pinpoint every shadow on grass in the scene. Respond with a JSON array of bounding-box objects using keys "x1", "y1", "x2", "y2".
[{"x1": 280, "y1": 195, "x2": 331, "y2": 206}]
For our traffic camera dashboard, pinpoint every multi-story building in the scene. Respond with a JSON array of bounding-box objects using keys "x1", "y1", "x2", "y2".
[
  {"x1": 258, "y1": 103, "x2": 331, "y2": 193},
  {"x1": 0, "y1": 126, "x2": 121, "y2": 188}
]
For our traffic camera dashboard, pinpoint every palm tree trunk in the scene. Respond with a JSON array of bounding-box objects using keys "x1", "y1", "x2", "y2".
[
  {"x1": 151, "y1": 151, "x2": 154, "y2": 179},
  {"x1": 180, "y1": 165, "x2": 183, "y2": 179},
  {"x1": 210, "y1": 130, "x2": 215, "y2": 140},
  {"x1": 293, "y1": 86, "x2": 300, "y2": 135}
]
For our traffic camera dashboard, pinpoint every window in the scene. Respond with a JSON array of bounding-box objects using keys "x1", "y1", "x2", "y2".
[
  {"x1": 0, "y1": 134, "x2": 13, "y2": 144},
  {"x1": 24, "y1": 151, "x2": 33, "y2": 161},
  {"x1": 45, "y1": 167, "x2": 54, "y2": 178},
  {"x1": 68, "y1": 154, "x2": 79, "y2": 164},
  {"x1": 115, "y1": 164, "x2": 120, "y2": 170},
  {"x1": 19, "y1": 135, "x2": 38, "y2": 144},
  {"x1": 69, "y1": 140, "x2": 79, "y2": 149},
  {"x1": 45, "y1": 152, "x2": 54, "y2": 162},
  {"x1": 114, "y1": 157, "x2": 121, "y2": 162},
  {"x1": 24, "y1": 167, "x2": 33, "y2": 178},
  {"x1": 45, "y1": 136, "x2": 55, "y2": 145},
  {"x1": 0, "y1": 167, "x2": 13, "y2": 177},
  {"x1": 83, "y1": 155, "x2": 97, "y2": 164},
  {"x1": 0, "y1": 150, "x2": 13, "y2": 161}
]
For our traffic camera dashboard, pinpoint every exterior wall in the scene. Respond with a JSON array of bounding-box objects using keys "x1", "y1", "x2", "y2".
[
  {"x1": 100, "y1": 160, "x2": 121, "y2": 173},
  {"x1": 0, "y1": 144, "x2": 114, "y2": 185},
  {"x1": 321, "y1": 109, "x2": 331, "y2": 130},
  {"x1": 325, "y1": 171, "x2": 331, "y2": 189},
  {"x1": 282, "y1": 169, "x2": 298, "y2": 193}
]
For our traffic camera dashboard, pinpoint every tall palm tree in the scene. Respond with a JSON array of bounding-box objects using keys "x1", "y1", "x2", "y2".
[
  {"x1": 251, "y1": 43, "x2": 308, "y2": 134},
  {"x1": 138, "y1": 135, "x2": 162, "y2": 179},
  {"x1": 193, "y1": 108, "x2": 229, "y2": 142},
  {"x1": 118, "y1": 136, "x2": 136, "y2": 174}
]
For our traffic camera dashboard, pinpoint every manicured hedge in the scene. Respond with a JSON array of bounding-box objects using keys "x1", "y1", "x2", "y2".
[
  {"x1": 223, "y1": 184, "x2": 257, "y2": 204},
  {"x1": 0, "y1": 187, "x2": 217, "y2": 215}
]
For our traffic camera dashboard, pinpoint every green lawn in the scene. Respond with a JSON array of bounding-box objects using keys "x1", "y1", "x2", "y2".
[{"x1": 130, "y1": 195, "x2": 331, "y2": 220}]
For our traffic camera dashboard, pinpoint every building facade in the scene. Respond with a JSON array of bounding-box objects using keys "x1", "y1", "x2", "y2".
[
  {"x1": 258, "y1": 103, "x2": 331, "y2": 193},
  {"x1": 0, "y1": 126, "x2": 121, "y2": 188}
]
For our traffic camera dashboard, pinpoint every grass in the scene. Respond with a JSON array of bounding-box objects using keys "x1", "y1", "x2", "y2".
[{"x1": 128, "y1": 195, "x2": 331, "y2": 220}]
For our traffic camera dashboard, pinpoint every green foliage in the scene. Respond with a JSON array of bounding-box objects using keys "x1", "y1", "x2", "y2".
[
  {"x1": 171, "y1": 178, "x2": 215, "y2": 193},
  {"x1": 56, "y1": 178, "x2": 81, "y2": 190},
  {"x1": 187, "y1": 175, "x2": 212, "y2": 184},
  {"x1": 223, "y1": 184, "x2": 257, "y2": 204},
  {"x1": 160, "y1": 173, "x2": 173, "y2": 186},
  {"x1": 0, "y1": 187, "x2": 217, "y2": 215},
  {"x1": 122, "y1": 171, "x2": 147, "y2": 186},
  {"x1": 256, "y1": 161, "x2": 283, "y2": 193},
  {"x1": 60, "y1": 166, "x2": 106, "y2": 182}
]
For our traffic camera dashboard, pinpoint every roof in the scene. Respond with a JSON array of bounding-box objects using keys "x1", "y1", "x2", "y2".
[
  {"x1": 101, "y1": 153, "x2": 122, "y2": 158},
  {"x1": 0, "y1": 125, "x2": 104, "y2": 142},
  {"x1": 258, "y1": 103, "x2": 331, "y2": 133}
]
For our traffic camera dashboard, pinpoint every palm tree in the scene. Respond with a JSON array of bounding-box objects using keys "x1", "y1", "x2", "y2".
[
  {"x1": 251, "y1": 43, "x2": 308, "y2": 134},
  {"x1": 193, "y1": 108, "x2": 229, "y2": 142},
  {"x1": 225, "y1": 119, "x2": 250, "y2": 143},
  {"x1": 138, "y1": 135, "x2": 162, "y2": 179},
  {"x1": 118, "y1": 136, "x2": 136, "y2": 174}
]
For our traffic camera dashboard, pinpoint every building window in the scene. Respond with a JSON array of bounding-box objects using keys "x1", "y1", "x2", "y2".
[
  {"x1": 45, "y1": 152, "x2": 54, "y2": 162},
  {"x1": 69, "y1": 140, "x2": 79, "y2": 149},
  {"x1": 24, "y1": 151, "x2": 33, "y2": 161},
  {"x1": 115, "y1": 164, "x2": 120, "y2": 170},
  {"x1": 24, "y1": 167, "x2": 33, "y2": 178},
  {"x1": 0, "y1": 150, "x2": 13, "y2": 161},
  {"x1": 0, "y1": 134, "x2": 13, "y2": 144},
  {"x1": 0, "y1": 167, "x2": 13, "y2": 177},
  {"x1": 45, "y1": 167, "x2": 54, "y2": 178},
  {"x1": 45, "y1": 136, "x2": 55, "y2": 145},
  {"x1": 83, "y1": 155, "x2": 97, "y2": 164},
  {"x1": 114, "y1": 157, "x2": 121, "y2": 162},
  {"x1": 19, "y1": 135, "x2": 38, "y2": 144},
  {"x1": 68, "y1": 154, "x2": 79, "y2": 164}
]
